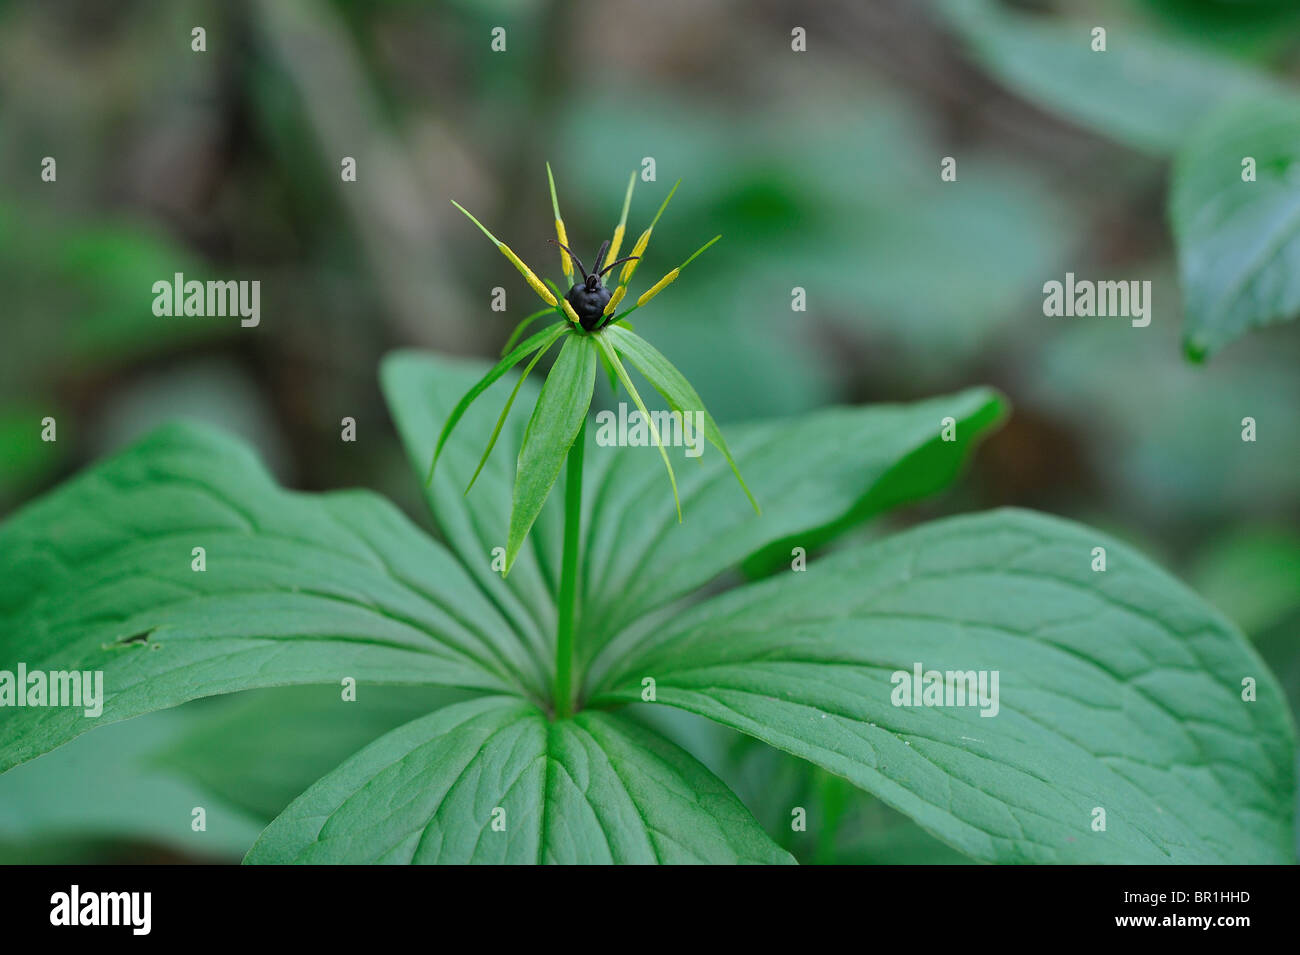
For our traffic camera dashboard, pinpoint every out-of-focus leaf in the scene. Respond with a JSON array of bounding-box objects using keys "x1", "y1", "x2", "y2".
[
  {"x1": 1025, "y1": 313, "x2": 1300, "y2": 521},
  {"x1": 1171, "y1": 96, "x2": 1300, "y2": 358},
  {"x1": 1191, "y1": 528, "x2": 1300, "y2": 637},
  {"x1": 1139, "y1": 0, "x2": 1300, "y2": 59},
  {"x1": 936, "y1": 0, "x2": 1284, "y2": 155},
  {"x1": 0, "y1": 205, "x2": 224, "y2": 386},
  {"x1": 0, "y1": 405, "x2": 66, "y2": 507},
  {"x1": 0, "y1": 704, "x2": 265, "y2": 859},
  {"x1": 151, "y1": 685, "x2": 474, "y2": 821}
]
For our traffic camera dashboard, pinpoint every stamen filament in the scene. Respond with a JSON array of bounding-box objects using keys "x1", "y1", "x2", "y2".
[
  {"x1": 546, "y1": 163, "x2": 573, "y2": 282},
  {"x1": 452, "y1": 198, "x2": 559, "y2": 308},
  {"x1": 603, "y1": 171, "x2": 637, "y2": 271},
  {"x1": 635, "y1": 235, "x2": 721, "y2": 308}
]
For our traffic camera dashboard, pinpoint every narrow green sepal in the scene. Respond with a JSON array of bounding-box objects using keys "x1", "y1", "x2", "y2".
[
  {"x1": 505, "y1": 334, "x2": 599, "y2": 574},
  {"x1": 604, "y1": 325, "x2": 758, "y2": 514},
  {"x1": 467, "y1": 324, "x2": 570, "y2": 495},
  {"x1": 594, "y1": 334, "x2": 682, "y2": 522},
  {"x1": 502, "y1": 307, "x2": 556, "y2": 357},
  {"x1": 426, "y1": 322, "x2": 568, "y2": 486}
]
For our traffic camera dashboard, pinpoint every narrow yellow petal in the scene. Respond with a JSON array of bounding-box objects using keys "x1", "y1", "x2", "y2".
[
  {"x1": 602, "y1": 285, "x2": 627, "y2": 317},
  {"x1": 620, "y1": 228, "x2": 653, "y2": 284},
  {"x1": 636, "y1": 268, "x2": 679, "y2": 307},
  {"x1": 547, "y1": 164, "x2": 575, "y2": 283},
  {"x1": 500, "y1": 244, "x2": 557, "y2": 307},
  {"x1": 561, "y1": 298, "x2": 581, "y2": 325},
  {"x1": 604, "y1": 224, "x2": 626, "y2": 271},
  {"x1": 555, "y1": 218, "x2": 573, "y2": 281},
  {"x1": 604, "y1": 181, "x2": 680, "y2": 299}
]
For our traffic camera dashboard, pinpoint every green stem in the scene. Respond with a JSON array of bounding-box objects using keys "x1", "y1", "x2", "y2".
[{"x1": 554, "y1": 420, "x2": 585, "y2": 719}]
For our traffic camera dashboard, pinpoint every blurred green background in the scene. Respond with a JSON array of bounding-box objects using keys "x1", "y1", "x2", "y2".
[{"x1": 1, "y1": 0, "x2": 1297, "y2": 863}]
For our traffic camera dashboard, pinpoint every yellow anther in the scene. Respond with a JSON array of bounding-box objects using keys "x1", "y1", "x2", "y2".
[
  {"x1": 561, "y1": 298, "x2": 581, "y2": 325},
  {"x1": 605, "y1": 224, "x2": 626, "y2": 271},
  {"x1": 603, "y1": 285, "x2": 627, "y2": 316},
  {"x1": 620, "y1": 228, "x2": 652, "y2": 283},
  {"x1": 452, "y1": 199, "x2": 558, "y2": 308},
  {"x1": 636, "y1": 268, "x2": 679, "y2": 308},
  {"x1": 555, "y1": 219, "x2": 573, "y2": 282},
  {"x1": 501, "y1": 244, "x2": 557, "y2": 307},
  {"x1": 547, "y1": 163, "x2": 574, "y2": 282}
]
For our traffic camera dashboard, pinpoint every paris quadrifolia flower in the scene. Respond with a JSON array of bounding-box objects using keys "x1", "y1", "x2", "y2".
[{"x1": 429, "y1": 164, "x2": 758, "y2": 573}]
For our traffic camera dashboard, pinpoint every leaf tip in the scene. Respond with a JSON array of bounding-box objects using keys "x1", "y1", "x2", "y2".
[{"x1": 1182, "y1": 335, "x2": 1209, "y2": 364}]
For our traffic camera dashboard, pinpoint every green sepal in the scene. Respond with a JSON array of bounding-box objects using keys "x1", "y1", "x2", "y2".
[
  {"x1": 506, "y1": 334, "x2": 599, "y2": 574},
  {"x1": 605, "y1": 325, "x2": 758, "y2": 513},
  {"x1": 593, "y1": 333, "x2": 682, "y2": 522},
  {"x1": 426, "y1": 322, "x2": 569, "y2": 486}
]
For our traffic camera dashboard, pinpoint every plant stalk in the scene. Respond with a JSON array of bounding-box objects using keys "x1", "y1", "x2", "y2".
[{"x1": 554, "y1": 420, "x2": 585, "y2": 719}]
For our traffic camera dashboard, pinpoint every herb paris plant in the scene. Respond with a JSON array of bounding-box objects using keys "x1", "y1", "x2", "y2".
[{"x1": 0, "y1": 173, "x2": 1293, "y2": 864}]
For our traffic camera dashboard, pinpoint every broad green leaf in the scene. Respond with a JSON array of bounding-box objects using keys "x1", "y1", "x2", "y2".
[
  {"x1": 245, "y1": 696, "x2": 793, "y2": 864},
  {"x1": 590, "y1": 509, "x2": 1296, "y2": 863},
  {"x1": 466, "y1": 325, "x2": 570, "y2": 494},
  {"x1": 1171, "y1": 96, "x2": 1300, "y2": 358},
  {"x1": 382, "y1": 352, "x2": 564, "y2": 694},
  {"x1": 936, "y1": 0, "x2": 1283, "y2": 156},
  {"x1": 578, "y1": 388, "x2": 1005, "y2": 668},
  {"x1": 0, "y1": 422, "x2": 544, "y2": 774},
  {"x1": 604, "y1": 324, "x2": 756, "y2": 511},
  {"x1": 632, "y1": 703, "x2": 969, "y2": 864},
  {"x1": 151, "y1": 685, "x2": 473, "y2": 821},
  {"x1": 507, "y1": 333, "x2": 597, "y2": 573}
]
